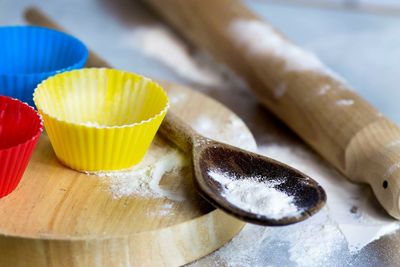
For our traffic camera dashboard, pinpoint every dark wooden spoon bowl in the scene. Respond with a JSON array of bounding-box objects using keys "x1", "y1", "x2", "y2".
[{"x1": 161, "y1": 113, "x2": 326, "y2": 226}]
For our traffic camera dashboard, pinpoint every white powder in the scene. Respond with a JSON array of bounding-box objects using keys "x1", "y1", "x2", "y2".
[
  {"x1": 336, "y1": 99, "x2": 354, "y2": 106},
  {"x1": 208, "y1": 169, "x2": 301, "y2": 219},
  {"x1": 193, "y1": 210, "x2": 344, "y2": 267},
  {"x1": 318, "y1": 84, "x2": 331, "y2": 95},
  {"x1": 383, "y1": 161, "x2": 400, "y2": 179},
  {"x1": 192, "y1": 114, "x2": 257, "y2": 151},
  {"x1": 91, "y1": 148, "x2": 187, "y2": 201},
  {"x1": 273, "y1": 82, "x2": 287, "y2": 98},
  {"x1": 386, "y1": 139, "x2": 400, "y2": 148},
  {"x1": 168, "y1": 91, "x2": 188, "y2": 105},
  {"x1": 119, "y1": 26, "x2": 225, "y2": 87},
  {"x1": 286, "y1": 216, "x2": 344, "y2": 267},
  {"x1": 259, "y1": 143, "x2": 400, "y2": 253},
  {"x1": 229, "y1": 19, "x2": 346, "y2": 82},
  {"x1": 147, "y1": 202, "x2": 175, "y2": 217},
  {"x1": 193, "y1": 116, "x2": 214, "y2": 134}
]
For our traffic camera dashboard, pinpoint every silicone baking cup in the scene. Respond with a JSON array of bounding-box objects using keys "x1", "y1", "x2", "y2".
[
  {"x1": 0, "y1": 26, "x2": 88, "y2": 106},
  {"x1": 0, "y1": 96, "x2": 43, "y2": 198},
  {"x1": 34, "y1": 68, "x2": 169, "y2": 172}
]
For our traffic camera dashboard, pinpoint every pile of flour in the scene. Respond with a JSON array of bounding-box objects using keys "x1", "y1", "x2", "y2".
[{"x1": 207, "y1": 169, "x2": 302, "y2": 219}]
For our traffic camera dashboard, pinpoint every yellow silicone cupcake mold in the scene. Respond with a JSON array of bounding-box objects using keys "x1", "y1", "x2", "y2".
[{"x1": 33, "y1": 68, "x2": 169, "y2": 171}]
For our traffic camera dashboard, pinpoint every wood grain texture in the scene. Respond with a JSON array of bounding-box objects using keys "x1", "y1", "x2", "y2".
[
  {"x1": 0, "y1": 82, "x2": 256, "y2": 267},
  {"x1": 144, "y1": 0, "x2": 400, "y2": 219}
]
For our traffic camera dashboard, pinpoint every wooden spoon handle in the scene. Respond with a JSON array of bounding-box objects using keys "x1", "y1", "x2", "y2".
[
  {"x1": 144, "y1": 0, "x2": 400, "y2": 219},
  {"x1": 159, "y1": 112, "x2": 196, "y2": 152},
  {"x1": 24, "y1": 7, "x2": 112, "y2": 68}
]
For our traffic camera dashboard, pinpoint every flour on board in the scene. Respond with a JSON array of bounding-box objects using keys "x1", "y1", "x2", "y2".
[
  {"x1": 89, "y1": 145, "x2": 187, "y2": 201},
  {"x1": 274, "y1": 82, "x2": 287, "y2": 98},
  {"x1": 318, "y1": 84, "x2": 331, "y2": 95},
  {"x1": 336, "y1": 99, "x2": 354, "y2": 106}
]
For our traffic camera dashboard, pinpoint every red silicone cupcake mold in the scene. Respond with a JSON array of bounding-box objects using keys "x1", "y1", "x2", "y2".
[{"x1": 0, "y1": 96, "x2": 43, "y2": 198}]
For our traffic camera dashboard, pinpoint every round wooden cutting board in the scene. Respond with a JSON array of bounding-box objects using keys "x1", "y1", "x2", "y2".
[{"x1": 0, "y1": 81, "x2": 257, "y2": 267}]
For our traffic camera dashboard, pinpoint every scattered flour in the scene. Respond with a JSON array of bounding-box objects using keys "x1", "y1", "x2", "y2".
[
  {"x1": 193, "y1": 116, "x2": 214, "y2": 134},
  {"x1": 386, "y1": 139, "x2": 400, "y2": 148},
  {"x1": 147, "y1": 202, "x2": 175, "y2": 217},
  {"x1": 318, "y1": 84, "x2": 331, "y2": 95},
  {"x1": 230, "y1": 19, "x2": 320, "y2": 72},
  {"x1": 119, "y1": 26, "x2": 225, "y2": 87},
  {"x1": 194, "y1": 210, "x2": 344, "y2": 267},
  {"x1": 168, "y1": 91, "x2": 188, "y2": 105},
  {"x1": 336, "y1": 99, "x2": 354, "y2": 106},
  {"x1": 90, "y1": 149, "x2": 187, "y2": 201},
  {"x1": 258, "y1": 143, "x2": 400, "y2": 253},
  {"x1": 192, "y1": 114, "x2": 257, "y2": 151},
  {"x1": 383, "y1": 161, "x2": 400, "y2": 179},
  {"x1": 208, "y1": 169, "x2": 301, "y2": 219},
  {"x1": 286, "y1": 216, "x2": 344, "y2": 267},
  {"x1": 273, "y1": 82, "x2": 287, "y2": 98},
  {"x1": 229, "y1": 19, "x2": 345, "y2": 83}
]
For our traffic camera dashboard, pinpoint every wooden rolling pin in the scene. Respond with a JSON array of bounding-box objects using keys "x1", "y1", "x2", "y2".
[{"x1": 142, "y1": 0, "x2": 400, "y2": 219}]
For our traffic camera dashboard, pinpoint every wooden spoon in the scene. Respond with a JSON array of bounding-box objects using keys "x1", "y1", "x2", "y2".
[
  {"x1": 161, "y1": 112, "x2": 326, "y2": 225},
  {"x1": 24, "y1": 7, "x2": 326, "y2": 226}
]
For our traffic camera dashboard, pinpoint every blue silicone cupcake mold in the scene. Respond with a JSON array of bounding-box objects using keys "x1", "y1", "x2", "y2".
[{"x1": 0, "y1": 26, "x2": 88, "y2": 106}]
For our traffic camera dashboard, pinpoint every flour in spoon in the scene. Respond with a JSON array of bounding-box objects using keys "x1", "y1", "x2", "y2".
[{"x1": 208, "y1": 169, "x2": 302, "y2": 219}]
